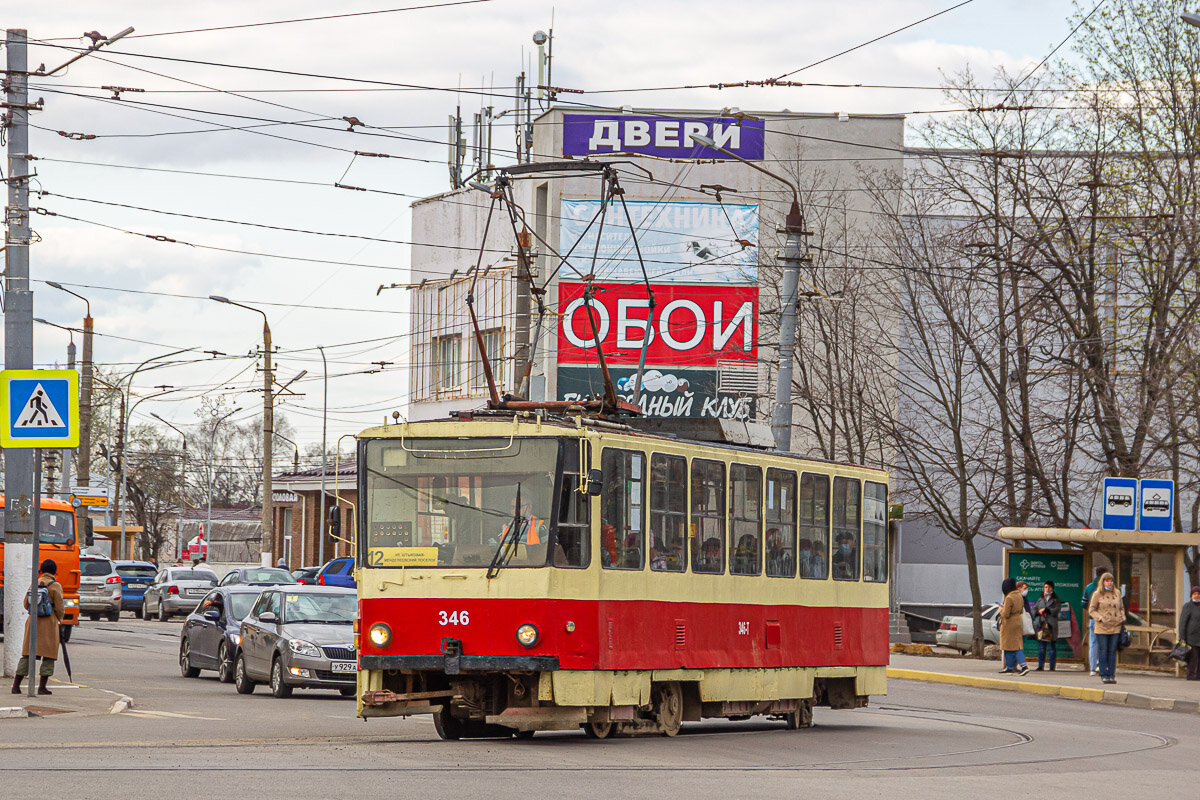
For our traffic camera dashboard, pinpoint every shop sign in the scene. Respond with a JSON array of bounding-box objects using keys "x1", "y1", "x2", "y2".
[
  {"x1": 560, "y1": 199, "x2": 758, "y2": 284},
  {"x1": 563, "y1": 114, "x2": 765, "y2": 160},
  {"x1": 558, "y1": 365, "x2": 755, "y2": 420},
  {"x1": 558, "y1": 282, "x2": 757, "y2": 367}
]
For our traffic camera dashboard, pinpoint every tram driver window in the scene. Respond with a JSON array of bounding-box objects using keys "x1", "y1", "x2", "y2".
[
  {"x1": 863, "y1": 481, "x2": 888, "y2": 582},
  {"x1": 799, "y1": 473, "x2": 829, "y2": 579},
  {"x1": 691, "y1": 459, "x2": 726, "y2": 574},
  {"x1": 730, "y1": 464, "x2": 762, "y2": 576},
  {"x1": 601, "y1": 449, "x2": 645, "y2": 570},
  {"x1": 832, "y1": 477, "x2": 861, "y2": 581},
  {"x1": 765, "y1": 468, "x2": 797, "y2": 578},
  {"x1": 649, "y1": 454, "x2": 687, "y2": 572}
]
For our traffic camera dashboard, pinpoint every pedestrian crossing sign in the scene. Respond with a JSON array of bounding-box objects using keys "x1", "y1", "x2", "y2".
[{"x1": 0, "y1": 369, "x2": 79, "y2": 448}]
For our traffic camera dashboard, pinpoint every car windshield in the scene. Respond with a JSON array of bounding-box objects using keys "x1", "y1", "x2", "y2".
[
  {"x1": 228, "y1": 594, "x2": 257, "y2": 621},
  {"x1": 282, "y1": 592, "x2": 356, "y2": 624},
  {"x1": 81, "y1": 559, "x2": 113, "y2": 576},
  {"x1": 117, "y1": 565, "x2": 157, "y2": 578},
  {"x1": 242, "y1": 568, "x2": 296, "y2": 584},
  {"x1": 170, "y1": 570, "x2": 217, "y2": 584},
  {"x1": 364, "y1": 437, "x2": 556, "y2": 569}
]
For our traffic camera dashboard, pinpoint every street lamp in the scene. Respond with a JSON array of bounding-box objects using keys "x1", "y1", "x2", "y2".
[
  {"x1": 45, "y1": 282, "x2": 94, "y2": 488},
  {"x1": 205, "y1": 406, "x2": 243, "y2": 550},
  {"x1": 151, "y1": 413, "x2": 189, "y2": 560},
  {"x1": 1182, "y1": 11, "x2": 1200, "y2": 26},
  {"x1": 117, "y1": 348, "x2": 193, "y2": 559},
  {"x1": 209, "y1": 295, "x2": 275, "y2": 567},
  {"x1": 318, "y1": 345, "x2": 329, "y2": 568},
  {"x1": 690, "y1": 133, "x2": 811, "y2": 451},
  {"x1": 33, "y1": 317, "x2": 77, "y2": 499}
]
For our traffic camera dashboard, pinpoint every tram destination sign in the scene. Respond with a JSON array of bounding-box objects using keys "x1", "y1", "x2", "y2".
[{"x1": 562, "y1": 114, "x2": 765, "y2": 160}]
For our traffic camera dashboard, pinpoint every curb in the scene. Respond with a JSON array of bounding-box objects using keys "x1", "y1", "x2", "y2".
[
  {"x1": 886, "y1": 667, "x2": 1199, "y2": 713},
  {"x1": 0, "y1": 706, "x2": 29, "y2": 719},
  {"x1": 104, "y1": 691, "x2": 134, "y2": 715}
]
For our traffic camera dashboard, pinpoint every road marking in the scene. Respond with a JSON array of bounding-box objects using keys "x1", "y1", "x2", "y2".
[{"x1": 124, "y1": 710, "x2": 226, "y2": 721}]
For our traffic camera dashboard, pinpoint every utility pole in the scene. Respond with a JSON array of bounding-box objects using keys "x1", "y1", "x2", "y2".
[
  {"x1": 60, "y1": 338, "x2": 76, "y2": 500},
  {"x1": 46, "y1": 282, "x2": 93, "y2": 489},
  {"x1": 318, "y1": 345, "x2": 328, "y2": 568},
  {"x1": 3, "y1": 29, "x2": 37, "y2": 678}
]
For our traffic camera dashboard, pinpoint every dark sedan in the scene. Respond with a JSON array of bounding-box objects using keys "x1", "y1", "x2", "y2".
[
  {"x1": 291, "y1": 566, "x2": 321, "y2": 585},
  {"x1": 179, "y1": 586, "x2": 264, "y2": 683},
  {"x1": 233, "y1": 585, "x2": 357, "y2": 698}
]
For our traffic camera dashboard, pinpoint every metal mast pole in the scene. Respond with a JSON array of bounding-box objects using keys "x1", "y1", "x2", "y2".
[
  {"x1": 60, "y1": 339, "x2": 76, "y2": 499},
  {"x1": 318, "y1": 345, "x2": 328, "y2": 568},
  {"x1": 3, "y1": 29, "x2": 36, "y2": 678},
  {"x1": 261, "y1": 319, "x2": 274, "y2": 567},
  {"x1": 771, "y1": 202, "x2": 805, "y2": 452}
]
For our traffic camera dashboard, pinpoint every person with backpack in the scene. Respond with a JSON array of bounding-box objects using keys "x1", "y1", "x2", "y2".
[{"x1": 11, "y1": 559, "x2": 65, "y2": 696}]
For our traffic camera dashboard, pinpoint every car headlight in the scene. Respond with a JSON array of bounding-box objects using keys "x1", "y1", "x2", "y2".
[
  {"x1": 516, "y1": 623, "x2": 539, "y2": 648},
  {"x1": 231, "y1": 634, "x2": 242, "y2": 647},
  {"x1": 288, "y1": 639, "x2": 321, "y2": 657},
  {"x1": 367, "y1": 623, "x2": 391, "y2": 648}
]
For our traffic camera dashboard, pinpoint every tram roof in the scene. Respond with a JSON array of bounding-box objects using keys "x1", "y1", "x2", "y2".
[
  {"x1": 1000, "y1": 526, "x2": 1200, "y2": 548},
  {"x1": 361, "y1": 411, "x2": 887, "y2": 476}
]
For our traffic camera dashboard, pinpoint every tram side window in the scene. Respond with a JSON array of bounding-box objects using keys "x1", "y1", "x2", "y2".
[
  {"x1": 799, "y1": 473, "x2": 829, "y2": 579},
  {"x1": 649, "y1": 454, "x2": 687, "y2": 572},
  {"x1": 729, "y1": 464, "x2": 763, "y2": 576},
  {"x1": 831, "y1": 477, "x2": 861, "y2": 581},
  {"x1": 691, "y1": 459, "x2": 726, "y2": 574},
  {"x1": 863, "y1": 481, "x2": 888, "y2": 582},
  {"x1": 553, "y1": 440, "x2": 590, "y2": 568},
  {"x1": 600, "y1": 448, "x2": 646, "y2": 570},
  {"x1": 765, "y1": 468, "x2": 797, "y2": 578}
]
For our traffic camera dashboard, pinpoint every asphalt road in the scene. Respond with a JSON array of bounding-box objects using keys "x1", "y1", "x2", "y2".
[{"x1": 2, "y1": 616, "x2": 1195, "y2": 798}]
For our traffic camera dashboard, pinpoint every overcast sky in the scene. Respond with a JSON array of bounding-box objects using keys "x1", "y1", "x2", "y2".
[{"x1": 5, "y1": 0, "x2": 1071, "y2": 467}]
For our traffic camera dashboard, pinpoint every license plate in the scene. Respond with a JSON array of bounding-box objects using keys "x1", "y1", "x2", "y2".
[
  {"x1": 331, "y1": 661, "x2": 356, "y2": 673},
  {"x1": 186, "y1": 588, "x2": 205, "y2": 595}
]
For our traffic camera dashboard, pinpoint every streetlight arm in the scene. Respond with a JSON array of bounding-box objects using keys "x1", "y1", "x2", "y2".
[{"x1": 46, "y1": 281, "x2": 90, "y2": 318}]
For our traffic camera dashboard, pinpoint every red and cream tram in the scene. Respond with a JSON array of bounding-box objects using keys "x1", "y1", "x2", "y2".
[{"x1": 355, "y1": 412, "x2": 889, "y2": 738}]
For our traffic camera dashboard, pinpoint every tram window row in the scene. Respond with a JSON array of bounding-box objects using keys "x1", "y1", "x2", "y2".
[{"x1": 597, "y1": 448, "x2": 888, "y2": 582}]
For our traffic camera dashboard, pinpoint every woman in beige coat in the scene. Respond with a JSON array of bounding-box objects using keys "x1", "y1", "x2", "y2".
[
  {"x1": 998, "y1": 577, "x2": 1029, "y2": 675},
  {"x1": 1088, "y1": 571, "x2": 1124, "y2": 684},
  {"x1": 11, "y1": 559, "x2": 65, "y2": 696}
]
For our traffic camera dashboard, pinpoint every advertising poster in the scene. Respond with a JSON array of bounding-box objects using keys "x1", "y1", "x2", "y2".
[
  {"x1": 1006, "y1": 549, "x2": 1085, "y2": 660},
  {"x1": 557, "y1": 366, "x2": 755, "y2": 420},
  {"x1": 559, "y1": 199, "x2": 758, "y2": 285}
]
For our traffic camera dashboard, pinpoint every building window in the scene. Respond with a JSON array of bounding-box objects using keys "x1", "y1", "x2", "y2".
[
  {"x1": 435, "y1": 334, "x2": 463, "y2": 393},
  {"x1": 690, "y1": 459, "x2": 725, "y2": 574},
  {"x1": 832, "y1": 477, "x2": 861, "y2": 581},
  {"x1": 472, "y1": 328, "x2": 504, "y2": 390}
]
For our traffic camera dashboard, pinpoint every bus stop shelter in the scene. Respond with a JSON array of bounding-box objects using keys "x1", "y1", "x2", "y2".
[{"x1": 998, "y1": 527, "x2": 1200, "y2": 674}]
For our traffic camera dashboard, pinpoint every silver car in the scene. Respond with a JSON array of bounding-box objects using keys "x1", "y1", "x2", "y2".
[
  {"x1": 936, "y1": 604, "x2": 1001, "y2": 651},
  {"x1": 142, "y1": 567, "x2": 218, "y2": 621},
  {"x1": 79, "y1": 555, "x2": 122, "y2": 621},
  {"x1": 233, "y1": 585, "x2": 357, "y2": 698}
]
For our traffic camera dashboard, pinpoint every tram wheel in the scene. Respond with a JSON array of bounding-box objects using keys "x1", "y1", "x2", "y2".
[
  {"x1": 512, "y1": 729, "x2": 536, "y2": 740},
  {"x1": 433, "y1": 706, "x2": 464, "y2": 741},
  {"x1": 582, "y1": 720, "x2": 614, "y2": 739},
  {"x1": 785, "y1": 699, "x2": 814, "y2": 730},
  {"x1": 652, "y1": 682, "x2": 683, "y2": 737}
]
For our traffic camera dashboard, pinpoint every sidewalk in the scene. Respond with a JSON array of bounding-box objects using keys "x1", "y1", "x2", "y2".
[
  {"x1": 888, "y1": 651, "x2": 1200, "y2": 713},
  {"x1": 0, "y1": 675, "x2": 132, "y2": 719}
]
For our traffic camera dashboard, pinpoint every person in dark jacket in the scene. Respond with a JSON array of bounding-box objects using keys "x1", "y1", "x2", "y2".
[
  {"x1": 11, "y1": 559, "x2": 65, "y2": 696},
  {"x1": 1033, "y1": 581, "x2": 1063, "y2": 671},
  {"x1": 1178, "y1": 586, "x2": 1200, "y2": 681}
]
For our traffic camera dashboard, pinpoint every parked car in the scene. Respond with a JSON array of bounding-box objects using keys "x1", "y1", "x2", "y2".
[
  {"x1": 114, "y1": 560, "x2": 158, "y2": 614},
  {"x1": 233, "y1": 585, "x2": 357, "y2": 698},
  {"x1": 79, "y1": 554, "x2": 122, "y2": 622},
  {"x1": 936, "y1": 604, "x2": 1001, "y2": 652},
  {"x1": 218, "y1": 567, "x2": 298, "y2": 587},
  {"x1": 316, "y1": 557, "x2": 356, "y2": 588},
  {"x1": 142, "y1": 566, "x2": 219, "y2": 621},
  {"x1": 178, "y1": 586, "x2": 265, "y2": 683},
  {"x1": 291, "y1": 566, "x2": 321, "y2": 585}
]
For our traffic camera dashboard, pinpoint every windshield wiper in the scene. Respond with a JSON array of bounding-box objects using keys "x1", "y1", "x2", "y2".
[{"x1": 487, "y1": 483, "x2": 526, "y2": 579}]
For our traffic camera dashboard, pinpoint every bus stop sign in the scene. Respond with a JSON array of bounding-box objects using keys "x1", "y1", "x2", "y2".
[
  {"x1": 0, "y1": 369, "x2": 80, "y2": 448},
  {"x1": 1101, "y1": 477, "x2": 1137, "y2": 531}
]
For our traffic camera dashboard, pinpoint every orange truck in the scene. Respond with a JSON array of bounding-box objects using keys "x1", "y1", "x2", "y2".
[{"x1": 0, "y1": 496, "x2": 81, "y2": 639}]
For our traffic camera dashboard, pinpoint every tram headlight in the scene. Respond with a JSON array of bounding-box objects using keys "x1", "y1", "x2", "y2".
[
  {"x1": 516, "y1": 623, "x2": 540, "y2": 648},
  {"x1": 368, "y1": 623, "x2": 392, "y2": 648}
]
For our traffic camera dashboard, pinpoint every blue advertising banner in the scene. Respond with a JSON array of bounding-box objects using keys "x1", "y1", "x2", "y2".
[
  {"x1": 1101, "y1": 477, "x2": 1138, "y2": 530},
  {"x1": 563, "y1": 114, "x2": 765, "y2": 160},
  {"x1": 559, "y1": 199, "x2": 758, "y2": 284},
  {"x1": 1138, "y1": 479, "x2": 1174, "y2": 532}
]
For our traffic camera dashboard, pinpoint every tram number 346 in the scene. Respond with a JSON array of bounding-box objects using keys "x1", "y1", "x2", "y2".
[{"x1": 439, "y1": 610, "x2": 470, "y2": 626}]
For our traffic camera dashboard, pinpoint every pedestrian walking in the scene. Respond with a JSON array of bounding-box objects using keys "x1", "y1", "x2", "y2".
[
  {"x1": 10, "y1": 559, "x2": 66, "y2": 696},
  {"x1": 1178, "y1": 586, "x2": 1200, "y2": 681},
  {"x1": 276, "y1": 557, "x2": 287, "y2": 570},
  {"x1": 1088, "y1": 571, "x2": 1125, "y2": 684},
  {"x1": 998, "y1": 577, "x2": 1029, "y2": 676},
  {"x1": 1082, "y1": 567, "x2": 1105, "y2": 675},
  {"x1": 1033, "y1": 581, "x2": 1062, "y2": 671}
]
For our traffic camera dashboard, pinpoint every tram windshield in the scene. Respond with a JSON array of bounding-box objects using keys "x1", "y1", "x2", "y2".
[{"x1": 363, "y1": 437, "x2": 557, "y2": 568}]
